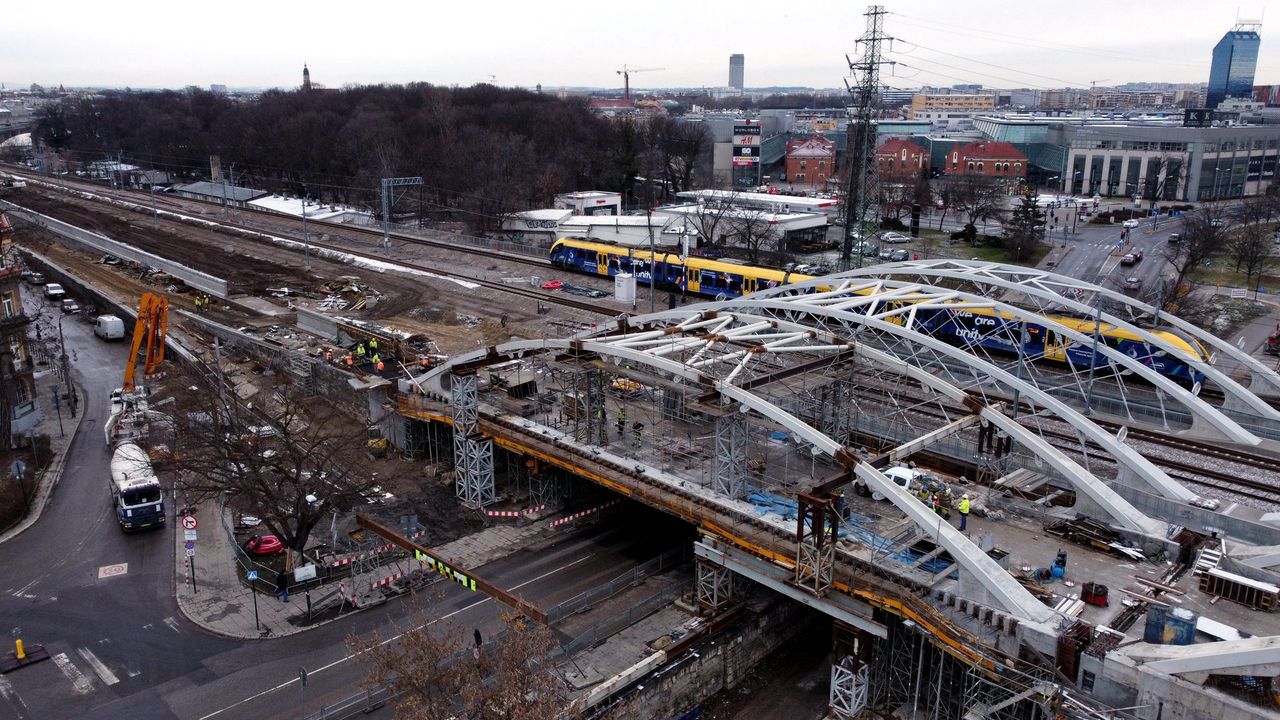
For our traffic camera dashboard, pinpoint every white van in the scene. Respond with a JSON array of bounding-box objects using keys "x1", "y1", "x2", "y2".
[
  {"x1": 43, "y1": 283, "x2": 65, "y2": 300},
  {"x1": 94, "y1": 315, "x2": 126, "y2": 340}
]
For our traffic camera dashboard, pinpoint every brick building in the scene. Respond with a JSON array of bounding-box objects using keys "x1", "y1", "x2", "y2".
[
  {"x1": 784, "y1": 134, "x2": 836, "y2": 187},
  {"x1": 0, "y1": 212, "x2": 39, "y2": 449},
  {"x1": 907, "y1": 93, "x2": 996, "y2": 119},
  {"x1": 945, "y1": 141, "x2": 1027, "y2": 179},
  {"x1": 875, "y1": 138, "x2": 929, "y2": 181}
]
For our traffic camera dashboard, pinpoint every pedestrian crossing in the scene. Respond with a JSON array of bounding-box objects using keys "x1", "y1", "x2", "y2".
[{"x1": 2, "y1": 617, "x2": 183, "y2": 704}]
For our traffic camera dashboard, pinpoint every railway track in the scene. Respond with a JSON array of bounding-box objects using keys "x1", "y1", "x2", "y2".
[
  {"x1": 842, "y1": 371, "x2": 1280, "y2": 507},
  {"x1": 5, "y1": 169, "x2": 613, "y2": 317}
]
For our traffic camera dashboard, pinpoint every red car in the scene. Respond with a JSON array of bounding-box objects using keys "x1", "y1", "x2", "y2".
[
  {"x1": 540, "y1": 280, "x2": 563, "y2": 290},
  {"x1": 1120, "y1": 250, "x2": 1143, "y2": 266},
  {"x1": 244, "y1": 535, "x2": 284, "y2": 555}
]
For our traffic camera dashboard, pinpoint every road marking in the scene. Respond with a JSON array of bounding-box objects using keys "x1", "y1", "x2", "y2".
[
  {"x1": 0, "y1": 675, "x2": 31, "y2": 716},
  {"x1": 97, "y1": 563, "x2": 128, "y2": 579},
  {"x1": 163, "y1": 617, "x2": 181, "y2": 633},
  {"x1": 77, "y1": 647, "x2": 119, "y2": 686},
  {"x1": 12, "y1": 580, "x2": 38, "y2": 597},
  {"x1": 52, "y1": 653, "x2": 95, "y2": 694},
  {"x1": 197, "y1": 553, "x2": 595, "y2": 720}
]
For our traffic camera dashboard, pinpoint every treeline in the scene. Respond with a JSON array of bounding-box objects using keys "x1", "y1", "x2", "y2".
[{"x1": 35, "y1": 84, "x2": 709, "y2": 229}]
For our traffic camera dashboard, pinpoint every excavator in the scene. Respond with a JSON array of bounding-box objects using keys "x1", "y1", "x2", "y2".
[{"x1": 105, "y1": 292, "x2": 169, "y2": 446}]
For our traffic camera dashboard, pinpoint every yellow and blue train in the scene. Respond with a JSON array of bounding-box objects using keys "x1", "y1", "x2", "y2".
[{"x1": 548, "y1": 238, "x2": 1209, "y2": 384}]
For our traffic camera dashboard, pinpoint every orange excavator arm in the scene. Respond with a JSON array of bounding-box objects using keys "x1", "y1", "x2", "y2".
[{"x1": 122, "y1": 293, "x2": 169, "y2": 393}]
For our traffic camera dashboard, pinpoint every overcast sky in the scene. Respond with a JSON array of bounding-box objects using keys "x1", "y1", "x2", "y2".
[{"x1": 3, "y1": 1, "x2": 1275, "y2": 91}]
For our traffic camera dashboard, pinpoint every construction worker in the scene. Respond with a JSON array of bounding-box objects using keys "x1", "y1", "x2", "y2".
[
  {"x1": 323, "y1": 348, "x2": 334, "y2": 363},
  {"x1": 933, "y1": 492, "x2": 944, "y2": 517},
  {"x1": 345, "y1": 354, "x2": 354, "y2": 367},
  {"x1": 616, "y1": 406, "x2": 627, "y2": 437},
  {"x1": 632, "y1": 421, "x2": 644, "y2": 448},
  {"x1": 958, "y1": 493, "x2": 971, "y2": 531},
  {"x1": 355, "y1": 343, "x2": 366, "y2": 359},
  {"x1": 370, "y1": 352, "x2": 381, "y2": 368},
  {"x1": 368, "y1": 337, "x2": 379, "y2": 354},
  {"x1": 194, "y1": 295, "x2": 202, "y2": 312},
  {"x1": 376, "y1": 358, "x2": 385, "y2": 372}
]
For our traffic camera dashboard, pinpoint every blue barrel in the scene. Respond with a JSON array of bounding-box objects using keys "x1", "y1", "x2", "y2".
[{"x1": 1143, "y1": 606, "x2": 1168, "y2": 644}]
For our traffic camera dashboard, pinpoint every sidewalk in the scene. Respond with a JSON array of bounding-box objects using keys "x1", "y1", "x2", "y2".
[
  {"x1": 173, "y1": 500, "x2": 560, "y2": 639},
  {"x1": 0, "y1": 372, "x2": 85, "y2": 545}
]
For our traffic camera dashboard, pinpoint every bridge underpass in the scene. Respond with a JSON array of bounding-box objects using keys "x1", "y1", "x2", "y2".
[{"x1": 393, "y1": 297, "x2": 1280, "y2": 720}]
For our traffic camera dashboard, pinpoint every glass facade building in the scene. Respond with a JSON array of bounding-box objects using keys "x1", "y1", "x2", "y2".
[{"x1": 1207, "y1": 29, "x2": 1261, "y2": 109}]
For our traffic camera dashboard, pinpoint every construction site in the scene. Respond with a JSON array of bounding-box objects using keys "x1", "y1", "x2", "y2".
[{"x1": 3, "y1": 167, "x2": 1280, "y2": 720}]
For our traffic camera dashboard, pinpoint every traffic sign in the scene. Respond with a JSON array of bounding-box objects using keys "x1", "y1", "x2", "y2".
[
  {"x1": 184, "y1": 540, "x2": 194, "y2": 550},
  {"x1": 185, "y1": 547, "x2": 195, "y2": 557},
  {"x1": 247, "y1": 570, "x2": 258, "y2": 582},
  {"x1": 183, "y1": 529, "x2": 197, "y2": 541},
  {"x1": 181, "y1": 515, "x2": 198, "y2": 530}
]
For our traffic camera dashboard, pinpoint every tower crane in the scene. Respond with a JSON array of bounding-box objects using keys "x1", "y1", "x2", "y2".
[{"x1": 616, "y1": 65, "x2": 664, "y2": 102}]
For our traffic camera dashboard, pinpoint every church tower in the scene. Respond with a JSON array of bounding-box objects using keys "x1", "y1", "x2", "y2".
[{"x1": 302, "y1": 64, "x2": 312, "y2": 92}]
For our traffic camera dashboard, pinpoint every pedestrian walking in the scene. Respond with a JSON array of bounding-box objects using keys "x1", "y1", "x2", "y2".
[
  {"x1": 958, "y1": 493, "x2": 971, "y2": 531},
  {"x1": 276, "y1": 570, "x2": 290, "y2": 603}
]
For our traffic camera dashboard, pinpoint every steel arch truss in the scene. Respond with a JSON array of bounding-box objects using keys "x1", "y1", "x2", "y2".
[
  {"x1": 749, "y1": 270, "x2": 1263, "y2": 446},
  {"x1": 412, "y1": 304, "x2": 1188, "y2": 621},
  {"x1": 703, "y1": 292, "x2": 1198, "y2": 504},
  {"x1": 842, "y1": 259, "x2": 1280, "y2": 421}
]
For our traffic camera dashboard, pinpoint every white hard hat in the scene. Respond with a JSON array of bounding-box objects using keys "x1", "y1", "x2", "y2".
[{"x1": 962, "y1": 493, "x2": 970, "y2": 499}]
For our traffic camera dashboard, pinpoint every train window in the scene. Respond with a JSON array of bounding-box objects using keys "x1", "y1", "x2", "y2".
[{"x1": 728, "y1": 275, "x2": 743, "y2": 295}]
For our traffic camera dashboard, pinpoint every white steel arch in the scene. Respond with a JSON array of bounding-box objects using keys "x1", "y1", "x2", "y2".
[
  {"x1": 850, "y1": 259, "x2": 1280, "y2": 411},
  {"x1": 414, "y1": 305, "x2": 1197, "y2": 622},
  {"x1": 747, "y1": 274, "x2": 1260, "y2": 445},
  {"x1": 702, "y1": 296, "x2": 1199, "y2": 504}
]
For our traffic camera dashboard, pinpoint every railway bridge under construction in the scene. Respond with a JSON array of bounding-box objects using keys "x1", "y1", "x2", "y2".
[{"x1": 393, "y1": 262, "x2": 1280, "y2": 720}]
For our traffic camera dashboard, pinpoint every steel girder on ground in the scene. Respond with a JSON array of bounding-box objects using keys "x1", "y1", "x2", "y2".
[{"x1": 843, "y1": 259, "x2": 1280, "y2": 419}]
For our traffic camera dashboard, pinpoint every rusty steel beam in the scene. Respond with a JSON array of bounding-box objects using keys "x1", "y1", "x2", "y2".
[{"x1": 355, "y1": 514, "x2": 549, "y2": 624}]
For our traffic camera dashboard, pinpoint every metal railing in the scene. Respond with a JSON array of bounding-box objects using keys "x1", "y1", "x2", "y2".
[{"x1": 545, "y1": 546, "x2": 689, "y2": 624}]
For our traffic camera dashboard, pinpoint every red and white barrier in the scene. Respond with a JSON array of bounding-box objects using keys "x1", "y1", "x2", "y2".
[
  {"x1": 370, "y1": 572, "x2": 402, "y2": 590},
  {"x1": 325, "y1": 530, "x2": 425, "y2": 568},
  {"x1": 550, "y1": 500, "x2": 620, "y2": 528}
]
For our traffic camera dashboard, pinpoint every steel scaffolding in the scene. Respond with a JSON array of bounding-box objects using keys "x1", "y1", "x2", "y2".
[
  {"x1": 712, "y1": 411, "x2": 749, "y2": 499},
  {"x1": 694, "y1": 557, "x2": 735, "y2": 613},
  {"x1": 450, "y1": 372, "x2": 495, "y2": 508}
]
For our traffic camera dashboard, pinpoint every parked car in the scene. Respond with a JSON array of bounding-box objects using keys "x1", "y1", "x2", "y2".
[
  {"x1": 889, "y1": 249, "x2": 911, "y2": 262},
  {"x1": 1210, "y1": 218, "x2": 1226, "y2": 228},
  {"x1": 862, "y1": 244, "x2": 880, "y2": 257},
  {"x1": 43, "y1": 283, "x2": 65, "y2": 300},
  {"x1": 1120, "y1": 249, "x2": 1144, "y2": 266},
  {"x1": 1167, "y1": 233, "x2": 1181, "y2": 244},
  {"x1": 94, "y1": 315, "x2": 126, "y2": 340},
  {"x1": 1122, "y1": 219, "x2": 1140, "y2": 228},
  {"x1": 879, "y1": 248, "x2": 894, "y2": 260},
  {"x1": 61, "y1": 298, "x2": 81, "y2": 314},
  {"x1": 27, "y1": 272, "x2": 46, "y2": 285},
  {"x1": 880, "y1": 232, "x2": 911, "y2": 243}
]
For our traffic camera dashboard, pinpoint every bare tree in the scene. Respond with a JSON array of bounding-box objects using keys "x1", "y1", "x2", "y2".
[
  {"x1": 1140, "y1": 154, "x2": 1183, "y2": 208},
  {"x1": 878, "y1": 182, "x2": 912, "y2": 221},
  {"x1": 723, "y1": 207, "x2": 776, "y2": 264},
  {"x1": 350, "y1": 610, "x2": 571, "y2": 720},
  {"x1": 1230, "y1": 223, "x2": 1276, "y2": 294},
  {"x1": 685, "y1": 197, "x2": 737, "y2": 252},
  {"x1": 949, "y1": 174, "x2": 1005, "y2": 229},
  {"x1": 1001, "y1": 188, "x2": 1046, "y2": 263},
  {"x1": 167, "y1": 368, "x2": 386, "y2": 560},
  {"x1": 1163, "y1": 206, "x2": 1232, "y2": 310}
]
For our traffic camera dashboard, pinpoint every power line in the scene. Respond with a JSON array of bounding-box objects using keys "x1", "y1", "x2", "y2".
[
  {"x1": 891, "y1": 12, "x2": 1204, "y2": 71},
  {"x1": 893, "y1": 39, "x2": 1089, "y2": 88}
]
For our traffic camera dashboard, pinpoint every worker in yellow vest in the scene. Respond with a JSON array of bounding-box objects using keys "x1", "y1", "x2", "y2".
[
  {"x1": 958, "y1": 493, "x2": 971, "y2": 531},
  {"x1": 355, "y1": 343, "x2": 366, "y2": 358},
  {"x1": 369, "y1": 338, "x2": 379, "y2": 354}
]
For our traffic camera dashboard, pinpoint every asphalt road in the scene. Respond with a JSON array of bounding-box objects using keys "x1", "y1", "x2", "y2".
[
  {"x1": 0, "y1": 290, "x2": 241, "y2": 720},
  {"x1": 0, "y1": 311, "x2": 684, "y2": 720}
]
